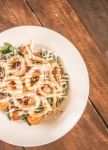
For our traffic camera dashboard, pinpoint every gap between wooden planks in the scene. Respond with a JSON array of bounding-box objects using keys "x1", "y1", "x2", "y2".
[{"x1": 0, "y1": 0, "x2": 107, "y2": 150}]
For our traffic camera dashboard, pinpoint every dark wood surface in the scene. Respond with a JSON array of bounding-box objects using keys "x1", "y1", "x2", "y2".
[
  {"x1": 67, "y1": 0, "x2": 108, "y2": 123},
  {"x1": 0, "y1": 140, "x2": 23, "y2": 150},
  {"x1": 67, "y1": 0, "x2": 108, "y2": 58},
  {"x1": 0, "y1": 0, "x2": 108, "y2": 150}
]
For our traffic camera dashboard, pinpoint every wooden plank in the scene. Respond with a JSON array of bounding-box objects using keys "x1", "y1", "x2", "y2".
[
  {"x1": 0, "y1": 0, "x2": 40, "y2": 149},
  {"x1": 0, "y1": 0, "x2": 40, "y2": 32},
  {"x1": 27, "y1": 0, "x2": 108, "y2": 124},
  {"x1": 67, "y1": 0, "x2": 108, "y2": 60},
  {"x1": 0, "y1": 141, "x2": 23, "y2": 150},
  {"x1": 25, "y1": 103, "x2": 108, "y2": 150}
]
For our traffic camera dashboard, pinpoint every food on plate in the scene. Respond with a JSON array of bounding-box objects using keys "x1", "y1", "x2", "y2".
[{"x1": 0, "y1": 42, "x2": 69, "y2": 125}]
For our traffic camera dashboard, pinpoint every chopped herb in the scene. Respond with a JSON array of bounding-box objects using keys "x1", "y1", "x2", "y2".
[
  {"x1": 8, "y1": 93, "x2": 11, "y2": 97},
  {"x1": 53, "y1": 55, "x2": 56, "y2": 61},
  {"x1": 57, "y1": 98, "x2": 64, "y2": 106},
  {"x1": 20, "y1": 114, "x2": 26, "y2": 120},
  {"x1": 58, "y1": 97, "x2": 64, "y2": 102},
  {"x1": 24, "y1": 100, "x2": 28, "y2": 105},
  {"x1": 47, "y1": 97, "x2": 53, "y2": 105},
  {"x1": 63, "y1": 73, "x2": 68, "y2": 76},
  {"x1": 42, "y1": 51, "x2": 47, "y2": 56},
  {"x1": 17, "y1": 47, "x2": 23, "y2": 56},
  {"x1": 48, "y1": 56, "x2": 52, "y2": 59},
  {"x1": 62, "y1": 82, "x2": 68, "y2": 93},
  {"x1": 62, "y1": 73, "x2": 69, "y2": 79},
  {"x1": 59, "y1": 110, "x2": 64, "y2": 113},
  {"x1": 25, "y1": 116, "x2": 31, "y2": 126},
  {"x1": 62, "y1": 84, "x2": 66, "y2": 88},
  {"x1": 9, "y1": 46, "x2": 15, "y2": 51},
  {"x1": 57, "y1": 56, "x2": 62, "y2": 65},
  {"x1": 34, "y1": 107, "x2": 44, "y2": 113},
  {"x1": 9, "y1": 100, "x2": 14, "y2": 105},
  {"x1": 7, "y1": 112, "x2": 11, "y2": 120},
  {"x1": 0, "y1": 43, "x2": 16, "y2": 54}
]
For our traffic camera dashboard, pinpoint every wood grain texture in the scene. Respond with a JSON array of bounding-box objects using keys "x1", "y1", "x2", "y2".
[
  {"x1": 67, "y1": 0, "x2": 108, "y2": 60},
  {"x1": 0, "y1": 0, "x2": 40, "y2": 32},
  {"x1": 27, "y1": 0, "x2": 108, "y2": 124},
  {"x1": 25, "y1": 103, "x2": 108, "y2": 150},
  {"x1": 0, "y1": 141, "x2": 23, "y2": 150}
]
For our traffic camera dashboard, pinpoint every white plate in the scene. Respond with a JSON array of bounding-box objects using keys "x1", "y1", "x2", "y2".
[{"x1": 0, "y1": 26, "x2": 89, "y2": 147}]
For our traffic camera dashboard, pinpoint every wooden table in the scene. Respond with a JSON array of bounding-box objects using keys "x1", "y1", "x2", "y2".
[{"x1": 0, "y1": 0, "x2": 108, "y2": 149}]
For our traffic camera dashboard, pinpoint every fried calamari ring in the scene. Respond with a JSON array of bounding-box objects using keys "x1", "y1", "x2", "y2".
[
  {"x1": 7, "y1": 55, "x2": 25, "y2": 76},
  {"x1": 13, "y1": 92, "x2": 40, "y2": 112},
  {"x1": 25, "y1": 66, "x2": 44, "y2": 91},
  {"x1": 5, "y1": 76, "x2": 23, "y2": 96},
  {"x1": 22, "y1": 45, "x2": 44, "y2": 67}
]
